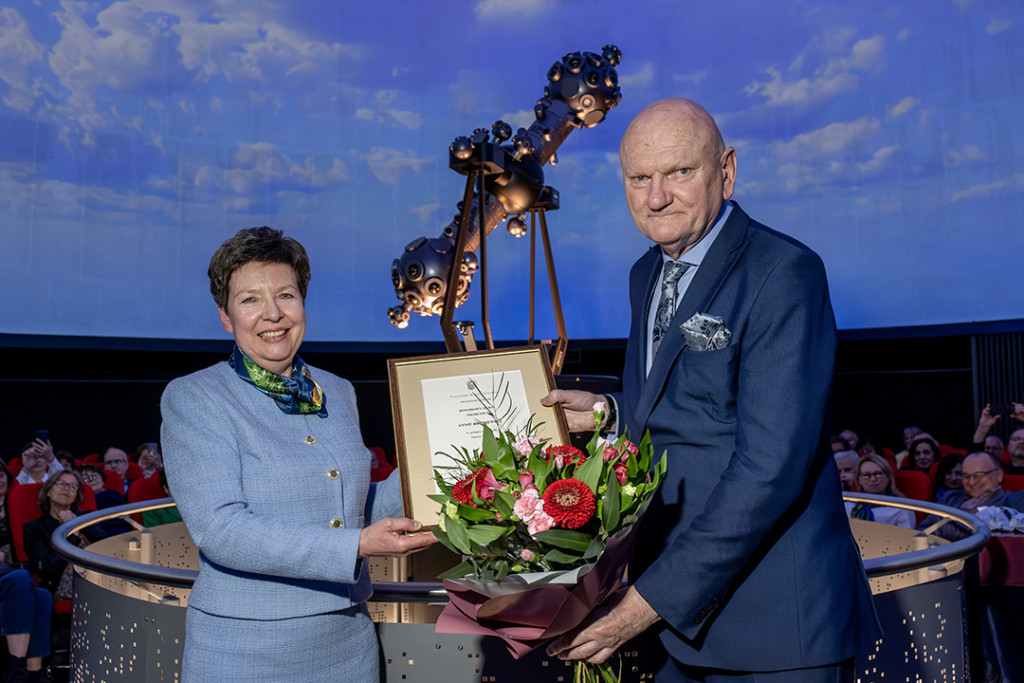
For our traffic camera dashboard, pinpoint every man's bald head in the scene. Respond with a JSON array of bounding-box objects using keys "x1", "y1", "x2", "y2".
[{"x1": 618, "y1": 98, "x2": 736, "y2": 258}]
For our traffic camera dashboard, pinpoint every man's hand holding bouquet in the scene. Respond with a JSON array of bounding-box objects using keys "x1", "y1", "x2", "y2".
[{"x1": 430, "y1": 403, "x2": 666, "y2": 682}]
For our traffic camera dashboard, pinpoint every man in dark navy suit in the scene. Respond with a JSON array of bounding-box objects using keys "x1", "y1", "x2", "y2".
[{"x1": 544, "y1": 98, "x2": 880, "y2": 681}]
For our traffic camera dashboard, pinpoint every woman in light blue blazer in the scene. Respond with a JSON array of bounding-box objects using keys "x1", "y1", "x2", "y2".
[{"x1": 161, "y1": 227, "x2": 434, "y2": 682}]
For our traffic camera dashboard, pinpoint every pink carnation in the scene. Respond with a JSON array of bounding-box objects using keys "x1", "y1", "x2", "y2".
[
  {"x1": 512, "y1": 437, "x2": 540, "y2": 457},
  {"x1": 519, "y1": 548, "x2": 533, "y2": 562},
  {"x1": 513, "y1": 488, "x2": 555, "y2": 536}
]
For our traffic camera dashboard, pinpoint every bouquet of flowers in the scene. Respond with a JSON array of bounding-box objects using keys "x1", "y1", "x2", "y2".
[{"x1": 430, "y1": 403, "x2": 666, "y2": 682}]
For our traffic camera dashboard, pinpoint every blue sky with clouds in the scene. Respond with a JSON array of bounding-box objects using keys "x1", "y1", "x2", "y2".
[{"x1": 1, "y1": 0, "x2": 1021, "y2": 342}]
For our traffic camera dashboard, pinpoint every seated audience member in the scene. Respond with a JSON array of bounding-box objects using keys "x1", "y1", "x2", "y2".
[
  {"x1": 894, "y1": 425, "x2": 924, "y2": 469},
  {"x1": 141, "y1": 470, "x2": 183, "y2": 528},
  {"x1": 972, "y1": 402, "x2": 1023, "y2": 454},
  {"x1": 1005, "y1": 429, "x2": 1024, "y2": 475},
  {"x1": 846, "y1": 455, "x2": 915, "y2": 528},
  {"x1": 838, "y1": 428, "x2": 860, "y2": 452},
  {"x1": 906, "y1": 436, "x2": 941, "y2": 473},
  {"x1": 983, "y1": 435, "x2": 1005, "y2": 461},
  {"x1": 77, "y1": 464, "x2": 131, "y2": 535},
  {"x1": 857, "y1": 438, "x2": 879, "y2": 457},
  {"x1": 133, "y1": 442, "x2": 163, "y2": 478},
  {"x1": 0, "y1": 566, "x2": 53, "y2": 683},
  {"x1": 831, "y1": 435, "x2": 852, "y2": 453},
  {"x1": 834, "y1": 450, "x2": 859, "y2": 491},
  {"x1": 919, "y1": 452, "x2": 1024, "y2": 540},
  {"x1": 23, "y1": 472, "x2": 106, "y2": 599},
  {"x1": 932, "y1": 454, "x2": 964, "y2": 501},
  {"x1": 102, "y1": 447, "x2": 133, "y2": 493},
  {"x1": 54, "y1": 450, "x2": 75, "y2": 472},
  {"x1": 15, "y1": 439, "x2": 63, "y2": 485},
  {"x1": 0, "y1": 462, "x2": 13, "y2": 562}
]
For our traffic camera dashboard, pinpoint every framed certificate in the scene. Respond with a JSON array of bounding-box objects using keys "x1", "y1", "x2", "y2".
[{"x1": 388, "y1": 346, "x2": 569, "y2": 526}]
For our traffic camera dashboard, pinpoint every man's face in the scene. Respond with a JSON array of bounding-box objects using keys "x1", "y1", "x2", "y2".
[
  {"x1": 839, "y1": 430, "x2": 858, "y2": 450},
  {"x1": 103, "y1": 448, "x2": 129, "y2": 477},
  {"x1": 1008, "y1": 430, "x2": 1024, "y2": 462},
  {"x1": 619, "y1": 102, "x2": 736, "y2": 259},
  {"x1": 836, "y1": 456, "x2": 857, "y2": 491},
  {"x1": 984, "y1": 435, "x2": 1004, "y2": 459},
  {"x1": 962, "y1": 453, "x2": 1003, "y2": 498}
]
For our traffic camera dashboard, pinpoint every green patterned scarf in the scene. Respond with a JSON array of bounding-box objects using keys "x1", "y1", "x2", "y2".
[{"x1": 229, "y1": 346, "x2": 327, "y2": 416}]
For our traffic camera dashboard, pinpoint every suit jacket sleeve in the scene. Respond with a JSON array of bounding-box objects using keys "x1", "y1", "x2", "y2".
[
  {"x1": 633, "y1": 246, "x2": 837, "y2": 640},
  {"x1": 160, "y1": 374, "x2": 364, "y2": 584}
]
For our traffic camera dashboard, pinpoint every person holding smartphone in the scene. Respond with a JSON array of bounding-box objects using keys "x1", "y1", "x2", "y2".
[{"x1": 16, "y1": 435, "x2": 63, "y2": 485}]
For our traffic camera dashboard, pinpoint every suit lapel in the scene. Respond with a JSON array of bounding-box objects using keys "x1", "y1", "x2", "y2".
[{"x1": 631, "y1": 205, "x2": 751, "y2": 432}]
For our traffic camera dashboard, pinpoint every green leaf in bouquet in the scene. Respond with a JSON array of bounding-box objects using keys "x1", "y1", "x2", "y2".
[
  {"x1": 651, "y1": 450, "x2": 668, "y2": 485},
  {"x1": 542, "y1": 548, "x2": 584, "y2": 566},
  {"x1": 426, "y1": 493, "x2": 451, "y2": 506},
  {"x1": 493, "y1": 558, "x2": 510, "y2": 580},
  {"x1": 602, "y1": 473, "x2": 621, "y2": 532},
  {"x1": 481, "y1": 424, "x2": 500, "y2": 462},
  {"x1": 430, "y1": 527, "x2": 460, "y2": 556},
  {"x1": 433, "y1": 470, "x2": 454, "y2": 496},
  {"x1": 457, "y1": 503, "x2": 498, "y2": 521},
  {"x1": 465, "y1": 523, "x2": 508, "y2": 546},
  {"x1": 637, "y1": 430, "x2": 653, "y2": 471},
  {"x1": 574, "y1": 447, "x2": 603, "y2": 494},
  {"x1": 533, "y1": 528, "x2": 592, "y2": 552},
  {"x1": 492, "y1": 489, "x2": 516, "y2": 519},
  {"x1": 528, "y1": 452, "x2": 552, "y2": 492},
  {"x1": 437, "y1": 559, "x2": 476, "y2": 580},
  {"x1": 582, "y1": 535, "x2": 606, "y2": 561},
  {"x1": 444, "y1": 515, "x2": 475, "y2": 555}
]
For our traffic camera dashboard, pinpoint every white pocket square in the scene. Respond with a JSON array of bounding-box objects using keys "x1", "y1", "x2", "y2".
[{"x1": 680, "y1": 312, "x2": 731, "y2": 351}]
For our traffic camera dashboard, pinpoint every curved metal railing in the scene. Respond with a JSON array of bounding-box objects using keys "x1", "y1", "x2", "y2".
[
  {"x1": 843, "y1": 491, "x2": 990, "y2": 576},
  {"x1": 53, "y1": 493, "x2": 991, "y2": 599}
]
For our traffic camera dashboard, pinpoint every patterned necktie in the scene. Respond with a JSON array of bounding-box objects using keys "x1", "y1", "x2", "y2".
[{"x1": 651, "y1": 260, "x2": 690, "y2": 358}]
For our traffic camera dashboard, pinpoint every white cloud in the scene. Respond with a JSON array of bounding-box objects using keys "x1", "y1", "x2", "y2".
[
  {"x1": 384, "y1": 108, "x2": 422, "y2": 130},
  {"x1": 896, "y1": 28, "x2": 911, "y2": 42},
  {"x1": 192, "y1": 141, "x2": 352, "y2": 202},
  {"x1": 770, "y1": 116, "x2": 882, "y2": 161},
  {"x1": 887, "y1": 96, "x2": 919, "y2": 118},
  {"x1": 744, "y1": 117, "x2": 894, "y2": 195},
  {"x1": 473, "y1": 0, "x2": 551, "y2": 20},
  {"x1": 360, "y1": 147, "x2": 433, "y2": 185},
  {"x1": 745, "y1": 33, "x2": 885, "y2": 107},
  {"x1": 987, "y1": 19, "x2": 1012, "y2": 35},
  {"x1": 408, "y1": 202, "x2": 443, "y2": 230},
  {"x1": 951, "y1": 172, "x2": 1024, "y2": 202},
  {"x1": 673, "y1": 69, "x2": 708, "y2": 87},
  {"x1": 0, "y1": 7, "x2": 46, "y2": 111},
  {"x1": 946, "y1": 144, "x2": 987, "y2": 166},
  {"x1": 497, "y1": 109, "x2": 534, "y2": 130},
  {"x1": 355, "y1": 108, "x2": 375, "y2": 121},
  {"x1": 619, "y1": 62, "x2": 653, "y2": 90}
]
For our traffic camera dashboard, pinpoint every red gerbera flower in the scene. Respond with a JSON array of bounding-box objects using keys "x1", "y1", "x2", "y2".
[
  {"x1": 545, "y1": 445, "x2": 587, "y2": 468},
  {"x1": 541, "y1": 478, "x2": 596, "y2": 529}
]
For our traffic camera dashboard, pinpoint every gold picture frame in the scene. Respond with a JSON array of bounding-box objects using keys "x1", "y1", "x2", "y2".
[{"x1": 388, "y1": 346, "x2": 569, "y2": 526}]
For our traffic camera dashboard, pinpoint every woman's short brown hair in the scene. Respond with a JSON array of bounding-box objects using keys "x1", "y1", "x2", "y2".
[{"x1": 208, "y1": 227, "x2": 311, "y2": 309}]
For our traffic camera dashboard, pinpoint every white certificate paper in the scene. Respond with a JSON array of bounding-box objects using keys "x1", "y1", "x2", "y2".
[{"x1": 421, "y1": 370, "x2": 531, "y2": 487}]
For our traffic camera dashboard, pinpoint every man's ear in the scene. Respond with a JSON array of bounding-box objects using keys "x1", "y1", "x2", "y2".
[
  {"x1": 218, "y1": 307, "x2": 233, "y2": 334},
  {"x1": 721, "y1": 146, "x2": 737, "y2": 201}
]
